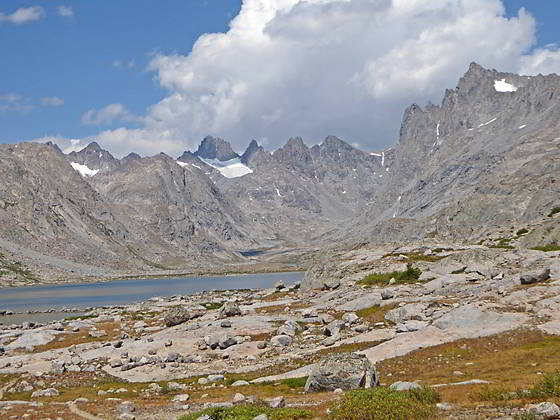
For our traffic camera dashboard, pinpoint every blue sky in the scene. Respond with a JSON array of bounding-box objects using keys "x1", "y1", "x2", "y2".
[
  {"x1": 1, "y1": 1, "x2": 559, "y2": 155},
  {"x1": 0, "y1": 1, "x2": 241, "y2": 144}
]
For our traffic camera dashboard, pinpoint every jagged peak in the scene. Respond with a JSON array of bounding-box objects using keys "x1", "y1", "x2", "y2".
[
  {"x1": 241, "y1": 139, "x2": 264, "y2": 164},
  {"x1": 122, "y1": 152, "x2": 141, "y2": 161},
  {"x1": 195, "y1": 135, "x2": 239, "y2": 161}
]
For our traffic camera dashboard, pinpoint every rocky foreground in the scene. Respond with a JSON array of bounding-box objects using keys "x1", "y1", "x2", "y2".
[{"x1": 0, "y1": 243, "x2": 559, "y2": 419}]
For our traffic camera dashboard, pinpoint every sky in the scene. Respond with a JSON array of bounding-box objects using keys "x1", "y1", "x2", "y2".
[{"x1": 1, "y1": 0, "x2": 560, "y2": 158}]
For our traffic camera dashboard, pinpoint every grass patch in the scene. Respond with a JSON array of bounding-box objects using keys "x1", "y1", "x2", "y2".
[
  {"x1": 356, "y1": 304, "x2": 398, "y2": 325},
  {"x1": 383, "y1": 252, "x2": 445, "y2": 263},
  {"x1": 490, "y1": 244, "x2": 515, "y2": 250},
  {"x1": 358, "y1": 264, "x2": 422, "y2": 287},
  {"x1": 201, "y1": 302, "x2": 224, "y2": 310},
  {"x1": 328, "y1": 387, "x2": 439, "y2": 420},
  {"x1": 531, "y1": 244, "x2": 560, "y2": 252},
  {"x1": 179, "y1": 404, "x2": 312, "y2": 420},
  {"x1": 548, "y1": 207, "x2": 560, "y2": 217}
]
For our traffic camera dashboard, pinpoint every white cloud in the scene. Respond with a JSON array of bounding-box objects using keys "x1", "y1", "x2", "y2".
[
  {"x1": 41, "y1": 96, "x2": 64, "y2": 106},
  {"x1": 81, "y1": 103, "x2": 138, "y2": 126},
  {"x1": 0, "y1": 6, "x2": 45, "y2": 24},
  {"x1": 0, "y1": 93, "x2": 32, "y2": 112},
  {"x1": 57, "y1": 5, "x2": 74, "y2": 18},
  {"x1": 41, "y1": 0, "x2": 560, "y2": 156},
  {"x1": 519, "y1": 45, "x2": 560, "y2": 75}
]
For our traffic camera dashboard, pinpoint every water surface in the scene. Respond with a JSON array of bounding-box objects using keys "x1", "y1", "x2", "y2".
[{"x1": 0, "y1": 272, "x2": 303, "y2": 313}]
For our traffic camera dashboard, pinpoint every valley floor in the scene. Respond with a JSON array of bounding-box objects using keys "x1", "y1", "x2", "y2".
[{"x1": 0, "y1": 243, "x2": 559, "y2": 419}]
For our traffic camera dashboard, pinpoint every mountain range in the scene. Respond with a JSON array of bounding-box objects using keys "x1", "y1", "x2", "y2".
[{"x1": 0, "y1": 63, "x2": 559, "y2": 284}]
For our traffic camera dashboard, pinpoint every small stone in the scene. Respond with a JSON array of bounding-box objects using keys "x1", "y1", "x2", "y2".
[
  {"x1": 172, "y1": 394, "x2": 190, "y2": 403},
  {"x1": 231, "y1": 380, "x2": 250, "y2": 387},
  {"x1": 232, "y1": 393, "x2": 246, "y2": 403},
  {"x1": 266, "y1": 396, "x2": 285, "y2": 408}
]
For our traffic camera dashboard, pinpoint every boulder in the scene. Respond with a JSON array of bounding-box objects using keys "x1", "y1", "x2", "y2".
[
  {"x1": 277, "y1": 320, "x2": 301, "y2": 337},
  {"x1": 218, "y1": 334, "x2": 237, "y2": 349},
  {"x1": 270, "y1": 335, "x2": 292, "y2": 347},
  {"x1": 219, "y1": 302, "x2": 242, "y2": 318},
  {"x1": 385, "y1": 303, "x2": 426, "y2": 324},
  {"x1": 381, "y1": 289, "x2": 394, "y2": 300},
  {"x1": 342, "y1": 313, "x2": 359, "y2": 325},
  {"x1": 528, "y1": 402, "x2": 560, "y2": 419},
  {"x1": 164, "y1": 307, "x2": 190, "y2": 327},
  {"x1": 390, "y1": 381, "x2": 422, "y2": 391},
  {"x1": 31, "y1": 388, "x2": 59, "y2": 398},
  {"x1": 520, "y1": 268, "x2": 551, "y2": 285},
  {"x1": 324, "y1": 320, "x2": 345, "y2": 337},
  {"x1": 304, "y1": 353, "x2": 379, "y2": 393}
]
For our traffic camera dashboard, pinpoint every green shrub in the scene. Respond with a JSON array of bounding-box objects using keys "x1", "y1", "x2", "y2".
[
  {"x1": 202, "y1": 302, "x2": 223, "y2": 310},
  {"x1": 516, "y1": 228, "x2": 529, "y2": 236},
  {"x1": 358, "y1": 264, "x2": 422, "y2": 286},
  {"x1": 527, "y1": 371, "x2": 560, "y2": 398},
  {"x1": 328, "y1": 387, "x2": 439, "y2": 420},
  {"x1": 179, "y1": 405, "x2": 312, "y2": 420},
  {"x1": 548, "y1": 207, "x2": 560, "y2": 217}
]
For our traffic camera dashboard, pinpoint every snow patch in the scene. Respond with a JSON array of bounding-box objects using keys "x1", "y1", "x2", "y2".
[
  {"x1": 275, "y1": 187, "x2": 282, "y2": 197},
  {"x1": 370, "y1": 152, "x2": 382, "y2": 157},
  {"x1": 518, "y1": 124, "x2": 527, "y2": 129},
  {"x1": 494, "y1": 79, "x2": 517, "y2": 93},
  {"x1": 479, "y1": 117, "x2": 497, "y2": 127},
  {"x1": 71, "y1": 162, "x2": 99, "y2": 177},
  {"x1": 199, "y1": 157, "x2": 253, "y2": 178},
  {"x1": 381, "y1": 151, "x2": 385, "y2": 167},
  {"x1": 436, "y1": 122, "x2": 440, "y2": 140},
  {"x1": 176, "y1": 161, "x2": 189, "y2": 168}
]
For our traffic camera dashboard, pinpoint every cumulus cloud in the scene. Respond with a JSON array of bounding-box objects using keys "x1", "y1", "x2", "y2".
[
  {"x1": 46, "y1": 0, "x2": 560, "y2": 157},
  {"x1": 81, "y1": 103, "x2": 138, "y2": 126},
  {"x1": 57, "y1": 5, "x2": 74, "y2": 18},
  {"x1": 0, "y1": 6, "x2": 45, "y2": 24},
  {"x1": 41, "y1": 96, "x2": 64, "y2": 106}
]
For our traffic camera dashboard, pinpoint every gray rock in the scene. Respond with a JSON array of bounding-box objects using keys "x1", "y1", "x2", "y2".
[
  {"x1": 164, "y1": 307, "x2": 190, "y2": 327},
  {"x1": 342, "y1": 312, "x2": 359, "y2": 325},
  {"x1": 31, "y1": 388, "x2": 59, "y2": 398},
  {"x1": 381, "y1": 289, "x2": 394, "y2": 300},
  {"x1": 266, "y1": 396, "x2": 285, "y2": 408},
  {"x1": 324, "y1": 320, "x2": 345, "y2": 337},
  {"x1": 219, "y1": 302, "x2": 242, "y2": 318},
  {"x1": 218, "y1": 334, "x2": 237, "y2": 349},
  {"x1": 385, "y1": 303, "x2": 426, "y2": 324},
  {"x1": 270, "y1": 335, "x2": 292, "y2": 347},
  {"x1": 231, "y1": 380, "x2": 250, "y2": 387},
  {"x1": 305, "y1": 353, "x2": 379, "y2": 393},
  {"x1": 390, "y1": 381, "x2": 421, "y2": 391},
  {"x1": 520, "y1": 268, "x2": 551, "y2": 285},
  {"x1": 528, "y1": 402, "x2": 560, "y2": 419},
  {"x1": 253, "y1": 415, "x2": 269, "y2": 420},
  {"x1": 277, "y1": 320, "x2": 300, "y2": 337}
]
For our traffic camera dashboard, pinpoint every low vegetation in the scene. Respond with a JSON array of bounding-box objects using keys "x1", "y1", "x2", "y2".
[
  {"x1": 0, "y1": 252, "x2": 35, "y2": 282},
  {"x1": 179, "y1": 405, "x2": 312, "y2": 420},
  {"x1": 548, "y1": 207, "x2": 560, "y2": 217},
  {"x1": 516, "y1": 228, "x2": 529, "y2": 236},
  {"x1": 475, "y1": 371, "x2": 560, "y2": 402},
  {"x1": 358, "y1": 264, "x2": 422, "y2": 286},
  {"x1": 328, "y1": 387, "x2": 439, "y2": 420},
  {"x1": 531, "y1": 243, "x2": 560, "y2": 252},
  {"x1": 383, "y1": 252, "x2": 445, "y2": 263},
  {"x1": 356, "y1": 304, "x2": 399, "y2": 325}
]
